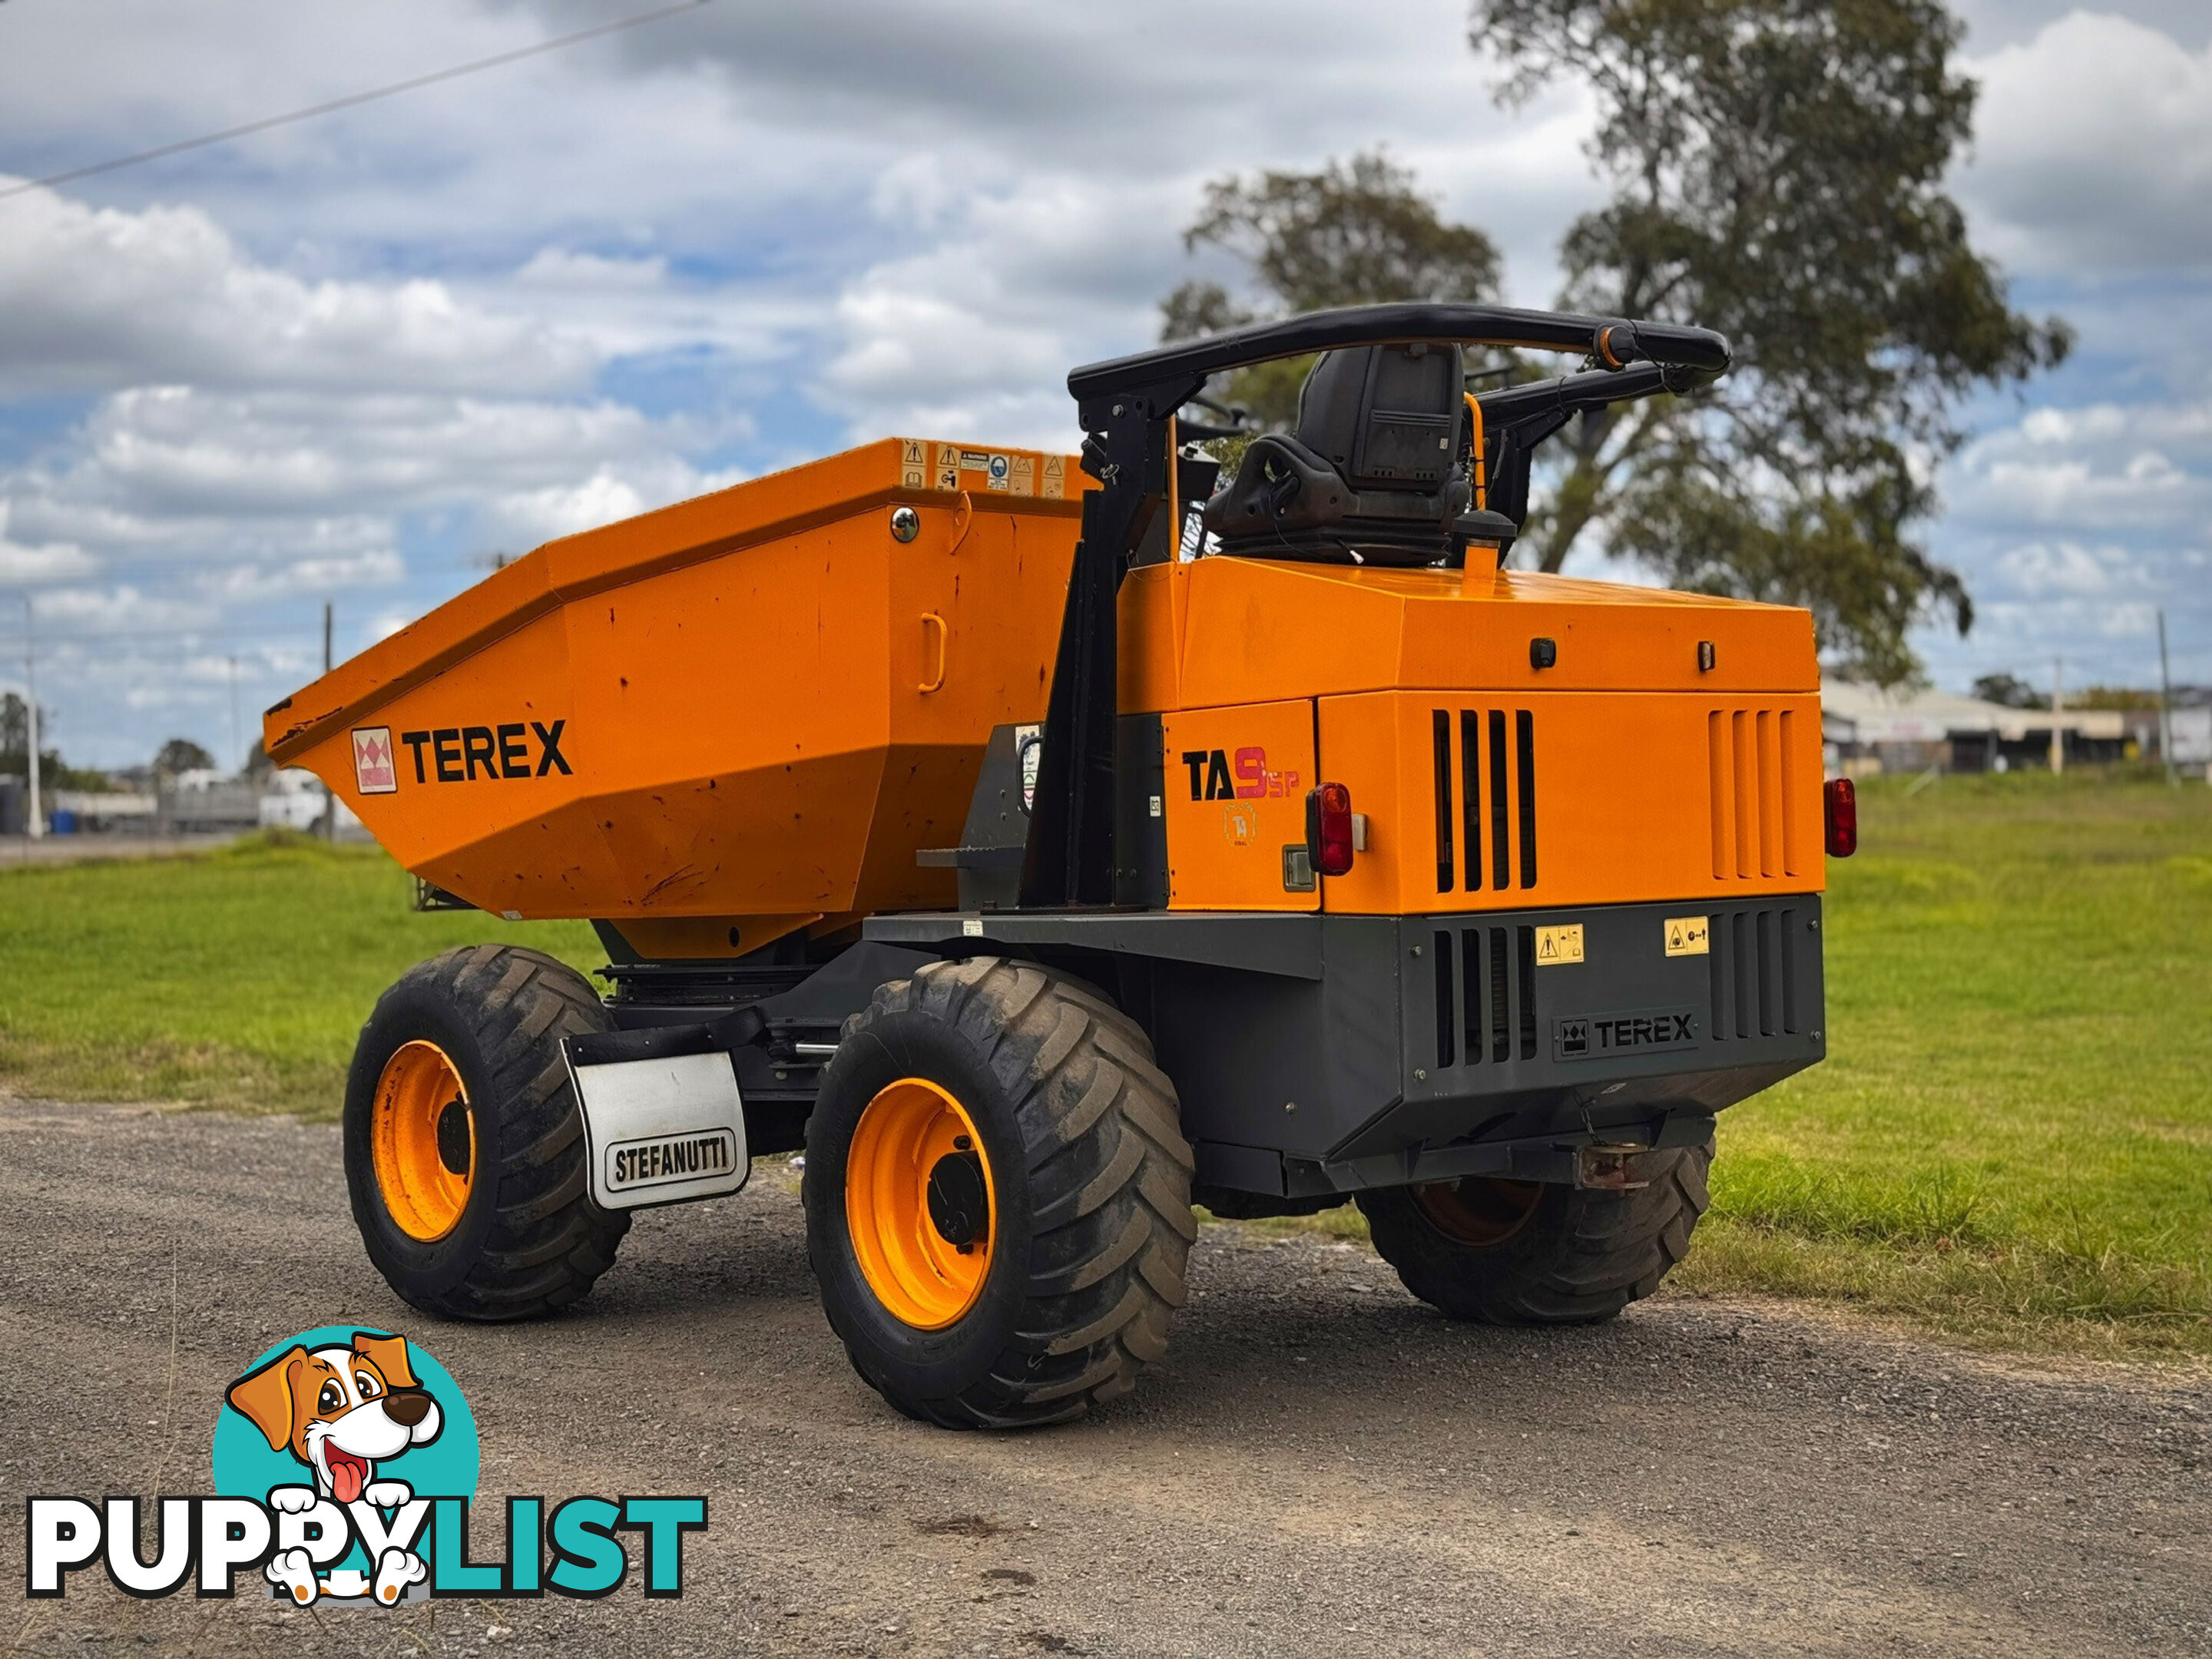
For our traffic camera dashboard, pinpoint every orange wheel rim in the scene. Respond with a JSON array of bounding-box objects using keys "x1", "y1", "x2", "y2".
[
  {"x1": 845, "y1": 1078, "x2": 996, "y2": 1330},
  {"x1": 1412, "y1": 1176, "x2": 1544, "y2": 1248},
  {"x1": 371, "y1": 1040, "x2": 475, "y2": 1241}
]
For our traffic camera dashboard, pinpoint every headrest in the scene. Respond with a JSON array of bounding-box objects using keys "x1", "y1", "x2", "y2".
[
  {"x1": 1203, "y1": 343, "x2": 1473, "y2": 565},
  {"x1": 1296, "y1": 343, "x2": 1463, "y2": 491}
]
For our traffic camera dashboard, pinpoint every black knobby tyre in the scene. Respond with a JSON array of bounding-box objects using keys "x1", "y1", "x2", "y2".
[
  {"x1": 1356, "y1": 1144, "x2": 1711, "y2": 1325},
  {"x1": 344, "y1": 945, "x2": 630, "y2": 1322},
  {"x1": 805, "y1": 957, "x2": 1197, "y2": 1428}
]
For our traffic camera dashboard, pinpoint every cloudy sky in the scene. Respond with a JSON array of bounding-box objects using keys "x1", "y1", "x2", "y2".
[{"x1": 1, "y1": 0, "x2": 2207, "y2": 767}]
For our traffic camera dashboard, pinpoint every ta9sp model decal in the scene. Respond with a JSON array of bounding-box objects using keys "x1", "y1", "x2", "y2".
[
  {"x1": 1179, "y1": 747, "x2": 1302, "y2": 801},
  {"x1": 1161, "y1": 700, "x2": 1317, "y2": 913}
]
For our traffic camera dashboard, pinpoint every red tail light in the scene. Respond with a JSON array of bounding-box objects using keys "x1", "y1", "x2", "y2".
[
  {"x1": 1306, "y1": 782, "x2": 1355, "y2": 877},
  {"x1": 1823, "y1": 777, "x2": 1857, "y2": 858}
]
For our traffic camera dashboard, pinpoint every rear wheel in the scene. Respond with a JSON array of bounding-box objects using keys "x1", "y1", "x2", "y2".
[
  {"x1": 1356, "y1": 1144, "x2": 1711, "y2": 1325},
  {"x1": 805, "y1": 957, "x2": 1196, "y2": 1428},
  {"x1": 344, "y1": 945, "x2": 630, "y2": 1321}
]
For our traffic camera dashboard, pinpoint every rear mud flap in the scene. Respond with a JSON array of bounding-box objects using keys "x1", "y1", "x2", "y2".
[{"x1": 562, "y1": 1024, "x2": 750, "y2": 1211}]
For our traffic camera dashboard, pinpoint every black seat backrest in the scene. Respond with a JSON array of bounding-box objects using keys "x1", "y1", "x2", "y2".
[
  {"x1": 1296, "y1": 343, "x2": 1462, "y2": 491},
  {"x1": 1202, "y1": 341, "x2": 1473, "y2": 565}
]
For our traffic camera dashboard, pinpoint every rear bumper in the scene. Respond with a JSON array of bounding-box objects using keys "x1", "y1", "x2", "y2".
[
  {"x1": 864, "y1": 895, "x2": 1825, "y2": 1197},
  {"x1": 1195, "y1": 897, "x2": 1822, "y2": 1196}
]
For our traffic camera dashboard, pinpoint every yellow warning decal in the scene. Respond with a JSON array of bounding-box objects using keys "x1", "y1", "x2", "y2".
[
  {"x1": 1664, "y1": 916, "x2": 1710, "y2": 957},
  {"x1": 1535, "y1": 924, "x2": 1584, "y2": 965},
  {"x1": 897, "y1": 438, "x2": 929, "y2": 491}
]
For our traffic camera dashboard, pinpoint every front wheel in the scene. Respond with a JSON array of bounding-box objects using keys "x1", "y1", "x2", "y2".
[
  {"x1": 805, "y1": 958, "x2": 1197, "y2": 1428},
  {"x1": 343, "y1": 945, "x2": 630, "y2": 1321},
  {"x1": 1356, "y1": 1144, "x2": 1712, "y2": 1325}
]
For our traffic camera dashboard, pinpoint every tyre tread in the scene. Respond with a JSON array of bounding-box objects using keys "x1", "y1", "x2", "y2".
[
  {"x1": 813, "y1": 956, "x2": 1194, "y2": 1426},
  {"x1": 348, "y1": 945, "x2": 628, "y2": 1323},
  {"x1": 1359, "y1": 1144, "x2": 1713, "y2": 1326}
]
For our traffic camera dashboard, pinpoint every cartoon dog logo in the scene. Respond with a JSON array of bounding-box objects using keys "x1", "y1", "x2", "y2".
[{"x1": 226, "y1": 1331, "x2": 442, "y2": 1605}]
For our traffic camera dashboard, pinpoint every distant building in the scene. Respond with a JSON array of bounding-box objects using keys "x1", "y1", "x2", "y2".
[
  {"x1": 1822, "y1": 682, "x2": 2130, "y2": 775},
  {"x1": 258, "y1": 767, "x2": 363, "y2": 836}
]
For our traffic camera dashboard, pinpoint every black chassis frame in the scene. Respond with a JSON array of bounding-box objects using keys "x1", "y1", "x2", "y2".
[{"x1": 586, "y1": 304, "x2": 1800, "y2": 1206}]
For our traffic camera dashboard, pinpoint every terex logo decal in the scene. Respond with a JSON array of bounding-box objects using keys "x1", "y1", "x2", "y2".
[
  {"x1": 1180, "y1": 747, "x2": 1301, "y2": 802},
  {"x1": 397, "y1": 720, "x2": 571, "y2": 784},
  {"x1": 1554, "y1": 1008, "x2": 1699, "y2": 1062}
]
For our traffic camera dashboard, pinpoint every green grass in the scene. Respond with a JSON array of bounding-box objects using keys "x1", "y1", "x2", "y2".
[
  {"x1": 4, "y1": 780, "x2": 2210, "y2": 1358},
  {"x1": 0, "y1": 831, "x2": 599, "y2": 1113},
  {"x1": 1674, "y1": 768, "x2": 2212, "y2": 1358}
]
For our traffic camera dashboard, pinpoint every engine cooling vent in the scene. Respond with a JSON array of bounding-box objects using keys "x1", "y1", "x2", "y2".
[
  {"x1": 1707, "y1": 708, "x2": 1800, "y2": 880},
  {"x1": 1708, "y1": 906, "x2": 1803, "y2": 1040},
  {"x1": 1429, "y1": 707, "x2": 1538, "y2": 893},
  {"x1": 1426, "y1": 922, "x2": 1539, "y2": 1070}
]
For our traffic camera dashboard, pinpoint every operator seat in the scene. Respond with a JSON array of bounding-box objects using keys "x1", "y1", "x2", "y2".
[{"x1": 1204, "y1": 341, "x2": 1477, "y2": 565}]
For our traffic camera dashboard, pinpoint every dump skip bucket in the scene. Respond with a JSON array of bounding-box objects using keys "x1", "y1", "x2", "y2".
[{"x1": 266, "y1": 439, "x2": 1084, "y2": 956}]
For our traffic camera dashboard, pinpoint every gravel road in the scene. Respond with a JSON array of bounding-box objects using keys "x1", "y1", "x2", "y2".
[{"x1": 2, "y1": 1095, "x2": 2205, "y2": 1658}]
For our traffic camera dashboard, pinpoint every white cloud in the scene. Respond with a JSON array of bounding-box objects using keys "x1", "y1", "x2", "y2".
[
  {"x1": 1947, "y1": 396, "x2": 2212, "y2": 532},
  {"x1": 1960, "y1": 12, "x2": 2212, "y2": 273},
  {"x1": 1995, "y1": 540, "x2": 2151, "y2": 598},
  {"x1": 0, "y1": 185, "x2": 593, "y2": 398},
  {"x1": 201, "y1": 549, "x2": 409, "y2": 604},
  {"x1": 514, "y1": 249, "x2": 670, "y2": 292},
  {"x1": 0, "y1": 504, "x2": 96, "y2": 584},
  {"x1": 3, "y1": 386, "x2": 730, "y2": 575}
]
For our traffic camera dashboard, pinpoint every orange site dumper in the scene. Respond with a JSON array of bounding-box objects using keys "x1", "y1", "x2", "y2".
[{"x1": 267, "y1": 302, "x2": 1854, "y2": 1428}]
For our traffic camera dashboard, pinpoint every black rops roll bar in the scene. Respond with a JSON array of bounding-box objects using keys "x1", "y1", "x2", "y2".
[
  {"x1": 1018, "y1": 303, "x2": 1732, "y2": 911},
  {"x1": 1065, "y1": 301, "x2": 1728, "y2": 419}
]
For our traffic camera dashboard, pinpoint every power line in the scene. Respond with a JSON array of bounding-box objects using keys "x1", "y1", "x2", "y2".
[
  {"x1": 0, "y1": 0, "x2": 714, "y2": 207},
  {"x1": 0, "y1": 624, "x2": 322, "y2": 644}
]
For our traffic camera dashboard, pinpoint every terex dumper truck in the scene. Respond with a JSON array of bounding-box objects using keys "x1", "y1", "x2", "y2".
[{"x1": 267, "y1": 303, "x2": 1855, "y2": 1427}]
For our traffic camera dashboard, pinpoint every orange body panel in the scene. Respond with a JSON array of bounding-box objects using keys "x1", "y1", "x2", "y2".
[
  {"x1": 1118, "y1": 557, "x2": 1817, "y2": 710},
  {"x1": 1115, "y1": 555, "x2": 1825, "y2": 914},
  {"x1": 265, "y1": 439, "x2": 1084, "y2": 952},
  {"x1": 1159, "y1": 700, "x2": 1318, "y2": 912},
  {"x1": 1313, "y1": 690, "x2": 1823, "y2": 914}
]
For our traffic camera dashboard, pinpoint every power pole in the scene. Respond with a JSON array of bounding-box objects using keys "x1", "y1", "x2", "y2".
[
  {"x1": 227, "y1": 653, "x2": 241, "y2": 777},
  {"x1": 2157, "y1": 608, "x2": 2177, "y2": 786},
  {"x1": 2049, "y1": 656, "x2": 2065, "y2": 776},
  {"x1": 319, "y1": 602, "x2": 336, "y2": 840},
  {"x1": 24, "y1": 595, "x2": 41, "y2": 839}
]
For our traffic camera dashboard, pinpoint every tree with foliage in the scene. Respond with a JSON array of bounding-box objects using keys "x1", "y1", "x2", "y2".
[
  {"x1": 1971, "y1": 672, "x2": 2045, "y2": 710},
  {"x1": 1161, "y1": 151, "x2": 1502, "y2": 429},
  {"x1": 2, "y1": 690, "x2": 43, "y2": 771},
  {"x1": 154, "y1": 737, "x2": 217, "y2": 777},
  {"x1": 1471, "y1": 0, "x2": 2070, "y2": 684},
  {"x1": 1161, "y1": 2, "x2": 2069, "y2": 685},
  {"x1": 2, "y1": 692, "x2": 111, "y2": 790}
]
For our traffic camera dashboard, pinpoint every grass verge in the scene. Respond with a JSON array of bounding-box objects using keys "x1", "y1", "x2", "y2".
[{"x1": 0, "y1": 831, "x2": 598, "y2": 1116}]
